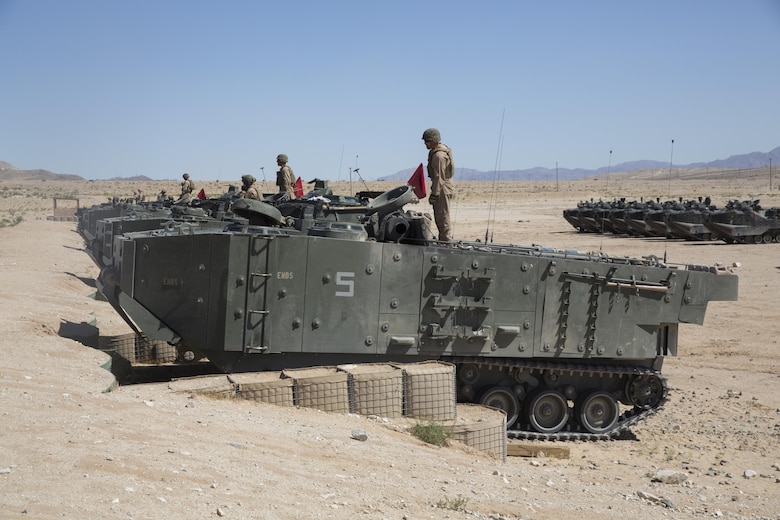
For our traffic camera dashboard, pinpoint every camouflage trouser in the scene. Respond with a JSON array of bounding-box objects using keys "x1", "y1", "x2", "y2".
[
  {"x1": 433, "y1": 193, "x2": 452, "y2": 241},
  {"x1": 175, "y1": 193, "x2": 192, "y2": 205}
]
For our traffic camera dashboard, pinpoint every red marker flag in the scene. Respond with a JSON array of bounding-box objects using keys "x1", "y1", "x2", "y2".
[
  {"x1": 293, "y1": 177, "x2": 304, "y2": 199},
  {"x1": 407, "y1": 163, "x2": 426, "y2": 199},
  {"x1": 197, "y1": 188, "x2": 206, "y2": 200}
]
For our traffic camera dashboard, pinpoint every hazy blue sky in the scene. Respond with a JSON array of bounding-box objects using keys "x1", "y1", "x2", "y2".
[{"x1": 2, "y1": 1, "x2": 779, "y2": 181}]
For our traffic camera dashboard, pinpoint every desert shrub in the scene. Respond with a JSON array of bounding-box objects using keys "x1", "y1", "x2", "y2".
[
  {"x1": 435, "y1": 495, "x2": 469, "y2": 511},
  {"x1": 410, "y1": 420, "x2": 452, "y2": 447}
]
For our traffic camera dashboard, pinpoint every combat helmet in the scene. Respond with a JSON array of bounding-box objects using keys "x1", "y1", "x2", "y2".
[{"x1": 422, "y1": 128, "x2": 441, "y2": 143}]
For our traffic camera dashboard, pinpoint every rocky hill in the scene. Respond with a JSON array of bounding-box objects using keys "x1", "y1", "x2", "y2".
[{"x1": 0, "y1": 161, "x2": 84, "y2": 181}]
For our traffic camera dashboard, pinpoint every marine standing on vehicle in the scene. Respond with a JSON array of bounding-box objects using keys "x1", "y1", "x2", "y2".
[
  {"x1": 176, "y1": 173, "x2": 195, "y2": 205},
  {"x1": 422, "y1": 128, "x2": 454, "y2": 242},
  {"x1": 276, "y1": 154, "x2": 296, "y2": 198}
]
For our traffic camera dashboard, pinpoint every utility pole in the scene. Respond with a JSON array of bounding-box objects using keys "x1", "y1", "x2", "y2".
[
  {"x1": 667, "y1": 139, "x2": 675, "y2": 196},
  {"x1": 770, "y1": 158, "x2": 773, "y2": 191}
]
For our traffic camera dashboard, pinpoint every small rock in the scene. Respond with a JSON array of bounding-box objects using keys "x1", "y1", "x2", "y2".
[
  {"x1": 216, "y1": 507, "x2": 225, "y2": 517},
  {"x1": 743, "y1": 470, "x2": 757, "y2": 479},
  {"x1": 652, "y1": 469, "x2": 689, "y2": 484},
  {"x1": 0, "y1": 468, "x2": 11, "y2": 474},
  {"x1": 351, "y1": 429, "x2": 368, "y2": 442},
  {"x1": 637, "y1": 490, "x2": 674, "y2": 508},
  {"x1": 637, "y1": 490, "x2": 662, "y2": 504}
]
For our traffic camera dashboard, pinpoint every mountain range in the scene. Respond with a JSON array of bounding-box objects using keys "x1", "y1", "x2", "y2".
[
  {"x1": 2, "y1": 146, "x2": 779, "y2": 182},
  {"x1": 377, "y1": 146, "x2": 780, "y2": 182}
]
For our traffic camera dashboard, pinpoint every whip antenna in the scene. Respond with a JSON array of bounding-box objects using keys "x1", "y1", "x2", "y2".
[
  {"x1": 599, "y1": 149, "x2": 613, "y2": 251},
  {"x1": 667, "y1": 139, "x2": 675, "y2": 197},
  {"x1": 485, "y1": 109, "x2": 505, "y2": 242},
  {"x1": 664, "y1": 138, "x2": 675, "y2": 264},
  {"x1": 352, "y1": 167, "x2": 369, "y2": 192},
  {"x1": 349, "y1": 155, "x2": 358, "y2": 194}
]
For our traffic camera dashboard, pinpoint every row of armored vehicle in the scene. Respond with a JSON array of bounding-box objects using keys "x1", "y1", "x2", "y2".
[
  {"x1": 563, "y1": 197, "x2": 780, "y2": 244},
  {"x1": 77, "y1": 180, "x2": 385, "y2": 272},
  {"x1": 77, "y1": 181, "x2": 738, "y2": 439}
]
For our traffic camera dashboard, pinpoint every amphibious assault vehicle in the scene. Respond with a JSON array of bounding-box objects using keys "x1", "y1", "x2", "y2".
[
  {"x1": 704, "y1": 199, "x2": 780, "y2": 244},
  {"x1": 564, "y1": 197, "x2": 720, "y2": 241},
  {"x1": 567, "y1": 196, "x2": 780, "y2": 244},
  {"x1": 86, "y1": 184, "x2": 738, "y2": 440}
]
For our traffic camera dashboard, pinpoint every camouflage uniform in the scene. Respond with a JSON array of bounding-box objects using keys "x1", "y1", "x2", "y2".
[
  {"x1": 177, "y1": 174, "x2": 194, "y2": 205},
  {"x1": 240, "y1": 175, "x2": 261, "y2": 200},
  {"x1": 423, "y1": 129, "x2": 454, "y2": 241},
  {"x1": 276, "y1": 154, "x2": 296, "y2": 197}
]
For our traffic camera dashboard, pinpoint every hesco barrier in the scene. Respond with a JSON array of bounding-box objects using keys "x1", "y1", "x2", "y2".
[
  {"x1": 98, "y1": 333, "x2": 137, "y2": 363},
  {"x1": 98, "y1": 332, "x2": 177, "y2": 365},
  {"x1": 393, "y1": 361, "x2": 457, "y2": 422},
  {"x1": 449, "y1": 404, "x2": 507, "y2": 461},
  {"x1": 281, "y1": 366, "x2": 351, "y2": 414},
  {"x1": 231, "y1": 372, "x2": 295, "y2": 406},
  {"x1": 167, "y1": 361, "x2": 505, "y2": 459},
  {"x1": 339, "y1": 363, "x2": 403, "y2": 418}
]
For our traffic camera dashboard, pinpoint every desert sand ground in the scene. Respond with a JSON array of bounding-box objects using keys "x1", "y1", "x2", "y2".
[{"x1": 0, "y1": 176, "x2": 778, "y2": 520}]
